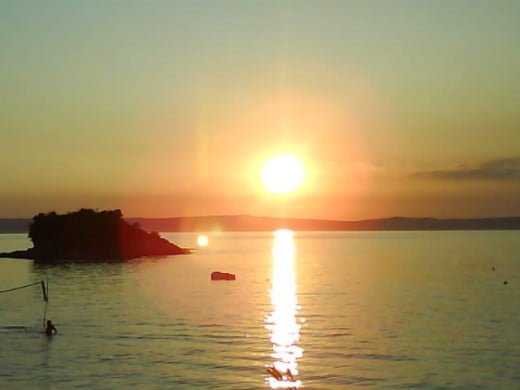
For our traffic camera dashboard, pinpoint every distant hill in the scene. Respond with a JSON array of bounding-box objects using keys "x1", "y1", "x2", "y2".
[
  {"x1": 128, "y1": 215, "x2": 520, "y2": 232},
  {"x1": 1, "y1": 215, "x2": 519, "y2": 234},
  {"x1": 0, "y1": 218, "x2": 31, "y2": 233}
]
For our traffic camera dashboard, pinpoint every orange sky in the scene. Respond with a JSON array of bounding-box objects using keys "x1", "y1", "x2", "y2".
[{"x1": 1, "y1": 2, "x2": 519, "y2": 219}]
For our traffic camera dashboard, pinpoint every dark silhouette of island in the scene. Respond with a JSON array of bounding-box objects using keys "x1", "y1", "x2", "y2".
[
  {"x1": 1, "y1": 215, "x2": 519, "y2": 234},
  {"x1": 0, "y1": 209, "x2": 189, "y2": 262}
]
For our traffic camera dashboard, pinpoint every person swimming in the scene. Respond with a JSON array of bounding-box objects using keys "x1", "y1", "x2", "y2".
[{"x1": 45, "y1": 320, "x2": 57, "y2": 336}]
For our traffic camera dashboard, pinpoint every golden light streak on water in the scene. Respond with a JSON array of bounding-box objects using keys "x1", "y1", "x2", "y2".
[{"x1": 265, "y1": 229, "x2": 303, "y2": 389}]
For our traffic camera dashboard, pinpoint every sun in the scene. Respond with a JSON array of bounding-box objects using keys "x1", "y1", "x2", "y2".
[{"x1": 261, "y1": 154, "x2": 305, "y2": 194}]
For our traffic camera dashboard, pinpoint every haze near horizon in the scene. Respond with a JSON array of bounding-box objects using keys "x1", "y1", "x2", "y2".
[{"x1": 1, "y1": 1, "x2": 519, "y2": 219}]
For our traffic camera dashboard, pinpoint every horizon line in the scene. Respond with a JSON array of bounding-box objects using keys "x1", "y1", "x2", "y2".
[{"x1": 2, "y1": 213, "x2": 520, "y2": 222}]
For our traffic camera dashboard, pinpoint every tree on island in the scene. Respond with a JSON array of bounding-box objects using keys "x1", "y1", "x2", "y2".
[{"x1": 0, "y1": 208, "x2": 189, "y2": 262}]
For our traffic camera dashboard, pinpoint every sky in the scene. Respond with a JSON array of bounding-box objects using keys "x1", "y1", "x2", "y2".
[{"x1": 1, "y1": 0, "x2": 519, "y2": 219}]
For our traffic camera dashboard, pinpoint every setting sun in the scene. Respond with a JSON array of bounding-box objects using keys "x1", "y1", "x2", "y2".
[{"x1": 261, "y1": 155, "x2": 305, "y2": 194}]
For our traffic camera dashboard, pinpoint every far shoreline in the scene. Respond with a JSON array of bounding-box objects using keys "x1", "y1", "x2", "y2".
[{"x1": 1, "y1": 215, "x2": 519, "y2": 234}]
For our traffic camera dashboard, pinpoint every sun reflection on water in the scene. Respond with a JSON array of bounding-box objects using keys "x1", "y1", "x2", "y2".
[{"x1": 265, "y1": 229, "x2": 303, "y2": 389}]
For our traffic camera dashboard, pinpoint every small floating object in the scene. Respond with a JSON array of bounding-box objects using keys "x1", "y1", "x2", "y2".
[
  {"x1": 211, "y1": 271, "x2": 236, "y2": 281},
  {"x1": 504, "y1": 280, "x2": 508, "y2": 285}
]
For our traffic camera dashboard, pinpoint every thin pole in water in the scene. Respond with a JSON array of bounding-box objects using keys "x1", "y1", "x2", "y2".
[{"x1": 42, "y1": 277, "x2": 49, "y2": 328}]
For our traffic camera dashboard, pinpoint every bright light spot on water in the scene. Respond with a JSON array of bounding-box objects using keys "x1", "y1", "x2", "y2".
[
  {"x1": 196, "y1": 235, "x2": 209, "y2": 247},
  {"x1": 265, "y1": 229, "x2": 302, "y2": 389}
]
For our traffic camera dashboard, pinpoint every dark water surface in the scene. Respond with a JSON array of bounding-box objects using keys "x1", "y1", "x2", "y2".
[{"x1": 0, "y1": 231, "x2": 519, "y2": 389}]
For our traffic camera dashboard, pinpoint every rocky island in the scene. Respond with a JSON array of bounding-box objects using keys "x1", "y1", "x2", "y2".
[{"x1": 0, "y1": 209, "x2": 190, "y2": 263}]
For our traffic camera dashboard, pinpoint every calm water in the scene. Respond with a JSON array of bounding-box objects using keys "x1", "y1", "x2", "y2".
[{"x1": 0, "y1": 231, "x2": 519, "y2": 389}]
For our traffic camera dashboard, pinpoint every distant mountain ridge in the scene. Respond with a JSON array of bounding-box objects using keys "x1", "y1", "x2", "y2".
[
  {"x1": 1, "y1": 215, "x2": 519, "y2": 234},
  {"x1": 0, "y1": 218, "x2": 31, "y2": 233},
  {"x1": 129, "y1": 215, "x2": 520, "y2": 232}
]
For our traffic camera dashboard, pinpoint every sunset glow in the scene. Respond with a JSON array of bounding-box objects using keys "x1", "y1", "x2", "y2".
[
  {"x1": 261, "y1": 155, "x2": 306, "y2": 195},
  {"x1": 1, "y1": 3, "x2": 520, "y2": 390},
  {"x1": 1, "y1": 2, "x2": 519, "y2": 220}
]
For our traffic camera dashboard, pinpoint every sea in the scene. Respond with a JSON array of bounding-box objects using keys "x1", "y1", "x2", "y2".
[{"x1": 0, "y1": 230, "x2": 519, "y2": 389}]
